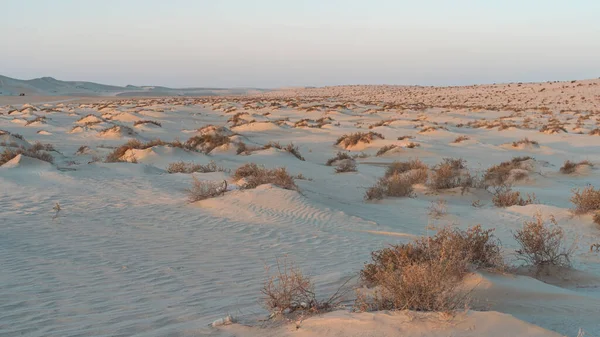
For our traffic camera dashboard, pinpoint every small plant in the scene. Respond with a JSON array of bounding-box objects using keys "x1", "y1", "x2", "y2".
[
  {"x1": 560, "y1": 160, "x2": 592, "y2": 174},
  {"x1": 427, "y1": 158, "x2": 470, "y2": 190},
  {"x1": 397, "y1": 135, "x2": 415, "y2": 140},
  {"x1": 484, "y1": 157, "x2": 532, "y2": 186},
  {"x1": 512, "y1": 138, "x2": 539, "y2": 147},
  {"x1": 376, "y1": 144, "x2": 397, "y2": 156},
  {"x1": 492, "y1": 185, "x2": 537, "y2": 207},
  {"x1": 186, "y1": 176, "x2": 228, "y2": 201},
  {"x1": 428, "y1": 198, "x2": 447, "y2": 218},
  {"x1": 167, "y1": 161, "x2": 227, "y2": 174},
  {"x1": 326, "y1": 151, "x2": 352, "y2": 166},
  {"x1": 335, "y1": 160, "x2": 357, "y2": 173},
  {"x1": 284, "y1": 143, "x2": 305, "y2": 161},
  {"x1": 513, "y1": 213, "x2": 573, "y2": 270},
  {"x1": 570, "y1": 186, "x2": 600, "y2": 214},
  {"x1": 133, "y1": 120, "x2": 162, "y2": 127},
  {"x1": 185, "y1": 134, "x2": 230, "y2": 154},
  {"x1": 453, "y1": 135, "x2": 469, "y2": 143},
  {"x1": 335, "y1": 132, "x2": 384, "y2": 148},
  {"x1": 262, "y1": 258, "x2": 348, "y2": 316}
]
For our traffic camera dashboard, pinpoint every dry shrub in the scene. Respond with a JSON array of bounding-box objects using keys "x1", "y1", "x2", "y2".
[
  {"x1": 185, "y1": 134, "x2": 230, "y2": 153},
  {"x1": 560, "y1": 160, "x2": 592, "y2": 174},
  {"x1": 397, "y1": 135, "x2": 415, "y2": 140},
  {"x1": 358, "y1": 225, "x2": 502, "y2": 312},
  {"x1": 385, "y1": 159, "x2": 428, "y2": 178},
  {"x1": 589, "y1": 128, "x2": 600, "y2": 136},
  {"x1": 484, "y1": 157, "x2": 532, "y2": 186},
  {"x1": 25, "y1": 116, "x2": 46, "y2": 126},
  {"x1": 167, "y1": 160, "x2": 227, "y2": 174},
  {"x1": 133, "y1": 120, "x2": 162, "y2": 127},
  {"x1": 233, "y1": 163, "x2": 298, "y2": 190},
  {"x1": 365, "y1": 173, "x2": 414, "y2": 200},
  {"x1": 405, "y1": 142, "x2": 420, "y2": 149},
  {"x1": 512, "y1": 138, "x2": 538, "y2": 147},
  {"x1": 428, "y1": 198, "x2": 447, "y2": 218},
  {"x1": 492, "y1": 185, "x2": 537, "y2": 207},
  {"x1": 514, "y1": 213, "x2": 573, "y2": 269},
  {"x1": 453, "y1": 135, "x2": 469, "y2": 143},
  {"x1": 376, "y1": 144, "x2": 397, "y2": 156},
  {"x1": 335, "y1": 159, "x2": 357, "y2": 173},
  {"x1": 186, "y1": 176, "x2": 228, "y2": 201},
  {"x1": 335, "y1": 132, "x2": 384, "y2": 148},
  {"x1": 570, "y1": 186, "x2": 600, "y2": 214},
  {"x1": 427, "y1": 158, "x2": 469, "y2": 190},
  {"x1": 262, "y1": 258, "x2": 347, "y2": 316},
  {"x1": 326, "y1": 151, "x2": 352, "y2": 166},
  {"x1": 283, "y1": 143, "x2": 305, "y2": 161}
]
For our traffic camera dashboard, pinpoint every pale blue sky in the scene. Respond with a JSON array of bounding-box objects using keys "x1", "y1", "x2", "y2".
[{"x1": 2, "y1": 0, "x2": 599, "y2": 88}]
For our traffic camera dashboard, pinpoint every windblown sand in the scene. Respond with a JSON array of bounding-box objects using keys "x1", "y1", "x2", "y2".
[{"x1": 2, "y1": 79, "x2": 600, "y2": 337}]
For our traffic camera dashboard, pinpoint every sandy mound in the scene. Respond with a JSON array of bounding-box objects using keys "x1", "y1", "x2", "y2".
[
  {"x1": 36, "y1": 130, "x2": 52, "y2": 135},
  {"x1": 232, "y1": 121, "x2": 284, "y2": 132},
  {"x1": 198, "y1": 125, "x2": 235, "y2": 137},
  {"x1": 98, "y1": 125, "x2": 137, "y2": 139},
  {"x1": 76, "y1": 114, "x2": 104, "y2": 125},
  {"x1": 110, "y1": 112, "x2": 142, "y2": 122},
  {"x1": 0, "y1": 154, "x2": 53, "y2": 170},
  {"x1": 221, "y1": 310, "x2": 561, "y2": 337},
  {"x1": 120, "y1": 145, "x2": 207, "y2": 168}
]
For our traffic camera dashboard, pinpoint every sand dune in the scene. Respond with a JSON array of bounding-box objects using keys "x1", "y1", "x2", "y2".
[{"x1": 1, "y1": 84, "x2": 600, "y2": 336}]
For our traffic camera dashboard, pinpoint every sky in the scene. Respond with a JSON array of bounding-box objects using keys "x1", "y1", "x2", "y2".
[{"x1": 2, "y1": 0, "x2": 599, "y2": 88}]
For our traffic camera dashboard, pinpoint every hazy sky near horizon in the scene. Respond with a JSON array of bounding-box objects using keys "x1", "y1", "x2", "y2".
[{"x1": 2, "y1": 0, "x2": 599, "y2": 88}]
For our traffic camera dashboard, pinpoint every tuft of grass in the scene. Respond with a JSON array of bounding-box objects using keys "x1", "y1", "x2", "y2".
[
  {"x1": 335, "y1": 132, "x2": 384, "y2": 148},
  {"x1": 560, "y1": 160, "x2": 592, "y2": 174},
  {"x1": 326, "y1": 151, "x2": 352, "y2": 166},
  {"x1": 512, "y1": 138, "x2": 539, "y2": 147},
  {"x1": 376, "y1": 144, "x2": 398, "y2": 156},
  {"x1": 133, "y1": 120, "x2": 162, "y2": 127},
  {"x1": 167, "y1": 160, "x2": 227, "y2": 174},
  {"x1": 453, "y1": 135, "x2": 470, "y2": 143}
]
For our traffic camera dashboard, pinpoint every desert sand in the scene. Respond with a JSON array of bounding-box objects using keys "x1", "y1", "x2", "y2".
[{"x1": 2, "y1": 79, "x2": 600, "y2": 337}]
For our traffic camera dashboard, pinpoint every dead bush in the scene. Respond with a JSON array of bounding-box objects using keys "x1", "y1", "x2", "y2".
[
  {"x1": 560, "y1": 160, "x2": 592, "y2": 174},
  {"x1": 385, "y1": 159, "x2": 428, "y2": 178},
  {"x1": 376, "y1": 144, "x2": 397, "y2": 156},
  {"x1": 512, "y1": 138, "x2": 539, "y2": 147},
  {"x1": 492, "y1": 185, "x2": 537, "y2": 207},
  {"x1": 133, "y1": 120, "x2": 162, "y2": 127},
  {"x1": 186, "y1": 176, "x2": 228, "y2": 201},
  {"x1": 428, "y1": 198, "x2": 447, "y2": 218},
  {"x1": 365, "y1": 173, "x2": 414, "y2": 200},
  {"x1": 167, "y1": 160, "x2": 227, "y2": 174},
  {"x1": 513, "y1": 213, "x2": 573, "y2": 269},
  {"x1": 335, "y1": 159, "x2": 357, "y2": 173},
  {"x1": 335, "y1": 132, "x2": 384, "y2": 148},
  {"x1": 283, "y1": 143, "x2": 305, "y2": 161},
  {"x1": 326, "y1": 151, "x2": 352, "y2": 166},
  {"x1": 358, "y1": 225, "x2": 502, "y2": 312},
  {"x1": 570, "y1": 186, "x2": 600, "y2": 214},
  {"x1": 262, "y1": 258, "x2": 347, "y2": 316},
  {"x1": 453, "y1": 135, "x2": 469, "y2": 143},
  {"x1": 233, "y1": 164, "x2": 298, "y2": 190},
  {"x1": 427, "y1": 158, "x2": 470, "y2": 190},
  {"x1": 185, "y1": 134, "x2": 230, "y2": 153},
  {"x1": 397, "y1": 135, "x2": 415, "y2": 140},
  {"x1": 484, "y1": 157, "x2": 532, "y2": 186}
]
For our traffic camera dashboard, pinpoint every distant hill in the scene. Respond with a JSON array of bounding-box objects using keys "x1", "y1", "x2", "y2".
[{"x1": 0, "y1": 75, "x2": 268, "y2": 97}]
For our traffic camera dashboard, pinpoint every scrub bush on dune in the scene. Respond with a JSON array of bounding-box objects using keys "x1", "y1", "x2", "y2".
[{"x1": 357, "y1": 225, "x2": 503, "y2": 312}]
